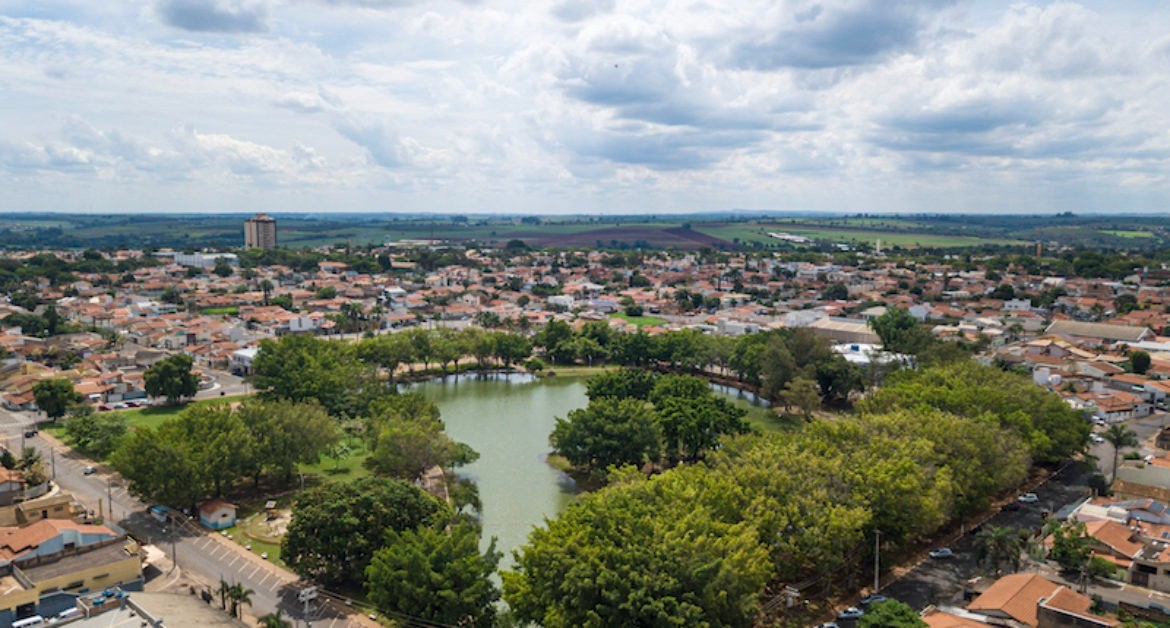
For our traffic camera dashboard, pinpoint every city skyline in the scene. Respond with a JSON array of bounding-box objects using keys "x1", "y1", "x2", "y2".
[{"x1": 1, "y1": 1, "x2": 1168, "y2": 215}]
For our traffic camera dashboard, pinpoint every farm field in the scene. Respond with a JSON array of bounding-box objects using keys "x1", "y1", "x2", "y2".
[
  {"x1": 1100, "y1": 229, "x2": 1155, "y2": 238},
  {"x1": 695, "y1": 221, "x2": 1024, "y2": 248}
]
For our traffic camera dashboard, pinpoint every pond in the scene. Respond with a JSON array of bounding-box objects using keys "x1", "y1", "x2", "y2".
[
  {"x1": 406, "y1": 372, "x2": 772, "y2": 565},
  {"x1": 406, "y1": 373, "x2": 586, "y2": 564}
]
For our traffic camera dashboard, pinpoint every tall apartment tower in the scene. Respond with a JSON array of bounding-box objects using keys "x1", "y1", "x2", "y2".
[{"x1": 244, "y1": 213, "x2": 277, "y2": 250}]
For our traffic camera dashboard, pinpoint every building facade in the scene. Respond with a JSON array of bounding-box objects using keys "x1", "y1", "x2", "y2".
[{"x1": 244, "y1": 214, "x2": 277, "y2": 250}]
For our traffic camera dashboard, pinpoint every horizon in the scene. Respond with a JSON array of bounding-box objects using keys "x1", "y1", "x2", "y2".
[{"x1": 1, "y1": 1, "x2": 1169, "y2": 214}]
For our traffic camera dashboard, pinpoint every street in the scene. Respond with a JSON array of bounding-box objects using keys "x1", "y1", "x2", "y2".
[{"x1": 0, "y1": 402, "x2": 364, "y2": 626}]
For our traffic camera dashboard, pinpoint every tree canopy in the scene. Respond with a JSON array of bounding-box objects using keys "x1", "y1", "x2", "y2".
[
  {"x1": 33, "y1": 378, "x2": 82, "y2": 420},
  {"x1": 282, "y1": 476, "x2": 445, "y2": 588},
  {"x1": 144, "y1": 354, "x2": 199, "y2": 405}
]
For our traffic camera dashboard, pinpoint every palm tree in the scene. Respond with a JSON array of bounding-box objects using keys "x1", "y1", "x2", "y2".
[
  {"x1": 260, "y1": 279, "x2": 274, "y2": 306},
  {"x1": 1103, "y1": 423, "x2": 1139, "y2": 485},
  {"x1": 259, "y1": 610, "x2": 291, "y2": 628},
  {"x1": 228, "y1": 583, "x2": 255, "y2": 619},
  {"x1": 216, "y1": 578, "x2": 230, "y2": 610},
  {"x1": 973, "y1": 525, "x2": 1028, "y2": 576}
]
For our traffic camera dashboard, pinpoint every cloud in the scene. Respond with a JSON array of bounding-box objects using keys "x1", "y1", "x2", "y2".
[
  {"x1": 728, "y1": 0, "x2": 950, "y2": 70},
  {"x1": 551, "y1": 0, "x2": 614, "y2": 23},
  {"x1": 156, "y1": 0, "x2": 269, "y2": 33},
  {"x1": 334, "y1": 117, "x2": 410, "y2": 168}
]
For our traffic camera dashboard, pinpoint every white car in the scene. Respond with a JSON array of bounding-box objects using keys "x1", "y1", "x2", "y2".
[
  {"x1": 1018, "y1": 493, "x2": 1039, "y2": 503},
  {"x1": 837, "y1": 607, "x2": 864, "y2": 620},
  {"x1": 1090, "y1": 434, "x2": 1105, "y2": 444}
]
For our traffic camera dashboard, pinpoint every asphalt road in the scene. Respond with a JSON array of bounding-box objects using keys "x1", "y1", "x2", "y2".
[{"x1": 0, "y1": 407, "x2": 359, "y2": 626}]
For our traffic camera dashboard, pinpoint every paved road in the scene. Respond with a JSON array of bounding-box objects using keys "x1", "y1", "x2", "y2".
[{"x1": 0, "y1": 407, "x2": 361, "y2": 626}]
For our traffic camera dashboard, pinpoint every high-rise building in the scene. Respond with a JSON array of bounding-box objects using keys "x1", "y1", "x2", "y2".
[{"x1": 244, "y1": 213, "x2": 277, "y2": 250}]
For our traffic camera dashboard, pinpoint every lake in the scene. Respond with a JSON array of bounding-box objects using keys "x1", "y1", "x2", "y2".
[
  {"x1": 407, "y1": 372, "x2": 772, "y2": 565},
  {"x1": 407, "y1": 373, "x2": 586, "y2": 564}
]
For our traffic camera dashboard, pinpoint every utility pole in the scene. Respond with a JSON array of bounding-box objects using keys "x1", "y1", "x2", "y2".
[{"x1": 873, "y1": 529, "x2": 881, "y2": 592}]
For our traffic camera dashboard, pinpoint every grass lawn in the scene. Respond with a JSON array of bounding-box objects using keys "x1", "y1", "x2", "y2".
[
  {"x1": 299, "y1": 435, "x2": 372, "y2": 484},
  {"x1": 610, "y1": 313, "x2": 669, "y2": 327},
  {"x1": 1101, "y1": 229, "x2": 1155, "y2": 238},
  {"x1": 542, "y1": 364, "x2": 619, "y2": 379},
  {"x1": 201, "y1": 306, "x2": 239, "y2": 316}
]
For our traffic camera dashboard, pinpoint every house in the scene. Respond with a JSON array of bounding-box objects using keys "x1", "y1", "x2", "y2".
[
  {"x1": 198, "y1": 500, "x2": 236, "y2": 530},
  {"x1": 229, "y1": 348, "x2": 257, "y2": 376},
  {"x1": 1045, "y1": 321, "x2": 1152, "y2": 345},
  {"x1": 967, "y1": 573, "x2": 1116, "y2": 627}
]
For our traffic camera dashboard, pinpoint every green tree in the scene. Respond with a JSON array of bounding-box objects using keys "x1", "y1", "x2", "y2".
[
  {"x1": 1130, "y1": 350, "x2": 1152, "y2": 375},
  {"x1": 973, "y1": 525, "x2": 1028, "y2": 576},
  {"x1": 366, "y1": 522, "x2": 501, "y2": 627},
  {"x1": 365, "y1": 417, "x2": 477, "y2": 481},
  {"x1": 822, "y1": 282, "x2": 849, "y2": 301},
  {"x1": 282, "y1": 476, "x2": 444, "y2": 588},
  {"x1": 144, "y1": 354, "x2": 199, "y2": 406},
  {"x1": 1049, "y1": 522, "x2": 1092, "y2": 573},
  {"x1": 64, "y1": 412, "x2": 128, "y2": 458},
  {"x1": 859, "y1": 599, "x2": 927, "y2": 628},
  {"x1": 585, "y1": 368, "x2": 658, "y2": 401},
  {"x1": 213, "y1": 262, "x2": 234, "y2": 278},
  {"x1": 656, "y1": 395, "x2": 749, "y2": 462},
  {"x1": 1103, "y1": 423, "x2": 1139, "y2": 485},
  {"x1": 227, "y1": 583, "x2": 254, "y2": 618},
  {"x1": 251, "y1": 334, "x2": 386, "y2": 416},
  {"x1": 236, "y1": 399, "x2": 338, "y2": 485},
  {"x1": 550, "y1": 398, "x2": 661, "y2": 474},
  {"x1": 258, "y1": 610, "x2": 291, "y2": 628},
  {"x1": 780, "y1": 376, "x2": 820, "y2": 419},
  {"x1": 33, "y1": 378, "x2": 82, "y2": 420},
  {"x1": 504, "y1": 466, "x2": 771, "y2": 628},
  {"x1": 869, "y1": 307, "x2": 931, "y2": 354}
]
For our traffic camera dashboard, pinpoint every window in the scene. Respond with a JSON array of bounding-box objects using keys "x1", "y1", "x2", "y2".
[
  {"x1": 1137, "y1": 564, "x2": 1157, "y2": 574},
  {"x1": 64, "y1": 580, "x2": 84, "y2": 590}
]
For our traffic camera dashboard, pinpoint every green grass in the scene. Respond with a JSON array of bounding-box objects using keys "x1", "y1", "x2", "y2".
[
  {"x1": 201, "y1": 306, "x2": 239, "y2": 316},
  {"x1": 299, "y1": 435, "x2": 372, "y2": 484},
  {"x1": 541, "y1": 365, "x2": 619, "y2": 379},
  {"x1": 610, "y1": 313, "x2": 669, "y2": 327},
  {"x1": 110, "y1": 394, "x2": 251, "y2": 430},
  {"x1": 1101, "y1": 229, "x2": 1154, "y2": 239}
]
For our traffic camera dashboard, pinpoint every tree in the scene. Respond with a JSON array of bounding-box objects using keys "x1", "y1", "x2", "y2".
[
  {"x1": 656, "y1": 395, "x2": 749, "y2": 462},
  {"x1": 1049, "y1": 522, "x2": 1092, "y2": 573},
  {"x1": 585, "y1": 369, "x2": 658, "y2": 401},
  {"x1": 144, "y1": 354, "x2": 199, "y2": 406},
  {"x1": 869, "y1": 307, "x2": 930, "y2": 355},
  {"x1": 1103, "y1": 423, "x2": 1139, "y2": 485},
  {"x1": 822, "y1": 282, "x2": 849, "y2": 301},
  {"x1": 781, "y1": 376, "x2": 820, "y2": 419},
  {"x1": 550, "y1": 398, "x2": 660, "y2": 474},
  {"x1": 251, "y1": 334, "x2": 386, "y2": 417},
  {"x1": 236, "y1": 399, "x2": 338, "y2": 485},
  {"x1": 33, "y1": 378, "x2": 82, "y2": 420},
  {"x1": 64, "y1": 412, "x2": 128, "y2": 458},
  {"x1": 213, "y1": 262, "x2": 234, "y2": 278},
  {"x1": 259, "y1": 279, "x2": 274, "y2": 306},
  {"x1": 504, "y1": 466, "x2": 771, "y2": 627},
  {"x1": 973, "y1": 525, "x2": 1027, "y2": 576},
  {"x1": 365, "y1": 417, "x2": 476, "y2": 481},
  {"x1": 859, "y1": 600, "x2": 927, "y2": 628},
  {"x1": 1130, "y1": 350, "x2": 1152, "y2": 375},
  {"x1": 366, "y1": 522, "x2": 501, "y2": 627},
  {"x1": 282, "y1": 476, "x2": 445, "y2": 588},
  {"x1": 227, "y1": 582, "x2": 254, "y2": 618},
  {"x1": 259, "y1": 611, "x2": 291, "y2": 628}
]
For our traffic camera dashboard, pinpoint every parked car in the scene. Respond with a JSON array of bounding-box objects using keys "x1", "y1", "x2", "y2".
[
  {"x1": 817, "y1": 623, "x2": 841, "y2": 628},
  {"x1": 83, "y1": 466, "x2": 96, "y2": 476},
  {"x1": 1090, "y1": 434, "x2": 1105, "y2": 444},
  {"x1": 23, "y1": 429, "x2": 37, "y2": 438},
  {"x1": 1018, "y1": 493, "x2": 1039, "y2": 503},
  {"x1": 1001, "y1": 501, "x2": 1021, "y2": 512},
  {"x1": 929, "y1": 548, "x2": 954, "y2": 559},
  {"x1": 124, "y1": 401, "x2": 141, "y2": 408},
  {"x1": 859, "y1": 594, "x2": 887, "y2": 606},
  {"x1": 837, "y1": 607, "x2": 865, "y2": 620}
]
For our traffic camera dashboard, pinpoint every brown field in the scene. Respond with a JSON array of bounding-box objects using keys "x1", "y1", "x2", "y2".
[{"x1": 520, "y1": 227, "x2": 733, "y2": 249}]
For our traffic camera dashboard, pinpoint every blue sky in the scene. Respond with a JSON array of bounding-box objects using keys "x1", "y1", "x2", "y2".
[{"x1": 0, "y1": 0, "x2": 1167, "y2": 214}]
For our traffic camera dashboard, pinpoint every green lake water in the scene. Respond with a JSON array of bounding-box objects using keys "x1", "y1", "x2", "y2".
[{"x1": 407, "y1": 373, "x2": 587, "y2": 564}]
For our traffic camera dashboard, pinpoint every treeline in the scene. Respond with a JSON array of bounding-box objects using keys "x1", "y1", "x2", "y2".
[{"x1": 503, "y1": 361, "x2": 1090, "y2": 627}]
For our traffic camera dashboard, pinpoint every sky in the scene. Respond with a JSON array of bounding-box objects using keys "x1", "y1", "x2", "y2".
[{"x1": 0, "y1": 0, "x2": 1168, "y2": 215}]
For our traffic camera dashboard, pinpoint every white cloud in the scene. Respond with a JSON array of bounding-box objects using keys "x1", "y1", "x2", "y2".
[{"x1": 0, "y1": 1, "x2": 1167, "y2": 213}]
